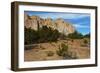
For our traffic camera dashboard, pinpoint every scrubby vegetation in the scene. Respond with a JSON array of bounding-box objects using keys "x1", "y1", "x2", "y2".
[
  {"x1": 25, "y1": 27, "x2": 39, "y2": 44},
  {"x1": 67, "y1": 31, "x2": 83, "y2": 39},
  {"x1": 25, "y1": 26, "x2": 60, "y2": 45},
  {"x1": 46, "y1": 51, "x2": 54, "y2": 56},
  {"x1": 83, "y1": 33, "x2": 90, "y2": 38},
  {"x1": 25, "y1": 25, "x2": 90, "y2": 45},
  {"x1": 80, "y1": 39, "x2": 90, "y2": 47},
  {"x1": 83, "y1": 39, "x2": 88, "y2": 44},
  {"x1": 56, "y1": 43, "x2": 78, "y2": 59},
  {"x1": 56, "y1": 43, "x2": 68, "y2": 56},
  {"x1": 38, "y1": 26, "x2": 60, "y2": 42}
]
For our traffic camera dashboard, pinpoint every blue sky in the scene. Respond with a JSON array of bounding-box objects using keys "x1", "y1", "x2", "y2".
[{"x1": 25, "y1": 11, "x2": 90, "y2": 35}]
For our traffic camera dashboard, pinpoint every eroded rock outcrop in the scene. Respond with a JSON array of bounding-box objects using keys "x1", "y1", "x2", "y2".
[{"x1": 24, "y1": 14, "x2": 75, "y2": 35}]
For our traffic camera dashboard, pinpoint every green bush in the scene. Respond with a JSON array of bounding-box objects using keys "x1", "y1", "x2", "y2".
[
  {"x1": 59, "y1": 33, "x2": 67, "y2": 40},
  {"x1": 83, "y1": 39, "x2": 88, "y2": 44},
  {"x1": 38, "y1": 26, "x2": 60, "y2": 42},
  {"x1": 24, "y1": 26, "x2": 60, "y2": 45},
  {"x1": 56, "y1": 43, "x2": 78, "y2": 59},
  {"x1": 67, "y1": 31, "x2": 83, "y2": 39},
  {"x1": 83, "y1": 33, "x2": 90, "y2": 38},
  {"x1": 71, "y1": 39, "x2": 74, "y2": 42},
  {"x1": 46, "y1": 51, "x2": 54, "y2": 56},
  {"x1": 56, "y1": 43, "x2": 68, "y2": 56},
  {"x1": 24, "y1": 27, "x2": 39, "y2": 44}
]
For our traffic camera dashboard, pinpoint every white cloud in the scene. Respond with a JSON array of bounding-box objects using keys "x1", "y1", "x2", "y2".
[
  {"x1": 73, "y1": 24, "x2": 90, "y2": 28},
  {"x1": 28, "y1": 12, "x2": 90, "y2": 19}
]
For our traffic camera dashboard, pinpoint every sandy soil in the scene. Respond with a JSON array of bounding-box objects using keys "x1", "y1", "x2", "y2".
[{"x1": 24, "y1": 39, "x2": 90, "y2": 61}]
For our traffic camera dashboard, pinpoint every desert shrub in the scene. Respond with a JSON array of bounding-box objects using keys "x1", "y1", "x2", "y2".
[
  {"x1": 67, "y1": 31, "x2": 83, "y2": 39},
  {"x1": 83, "y1": 39, "x2": 88, "y2": 44},
  {"x1": 56, "y1": 43, "x2": 68, "y2": 56},
  {"x1": 71, "y1": 39, "x2": 74, "y2": 42},
  {"x1": 25, "y1": 26, "x2": 60, "y2": 45},
  {"x1": 83, "y1": 33, "x2": 90, "y2": 38},
  {"x1": 39, "y1": 45, "x2": 45, "y2": 50},
  {"x1": 80, "y1": 39, "x2": 89, "y2": 47},
  {"x1": 46, "y1": 51, "x2": 54, "y2": 56},
  {"x1": 59, "y1": 33, "x2": 67, "y2": 40},
  {"x1": 56, "y1": 43, "x2": 78, "y2": 59},
  {"x1": 24, "y1": 27, "x2": 39, "y2": 45},
  {"x1": 38, "y1": 26, "x2": 60, "y2": 42}
]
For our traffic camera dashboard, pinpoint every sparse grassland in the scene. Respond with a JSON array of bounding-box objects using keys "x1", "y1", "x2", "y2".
[{"x1": 24, "y1": 38, "x2": 90, "y2": 61}]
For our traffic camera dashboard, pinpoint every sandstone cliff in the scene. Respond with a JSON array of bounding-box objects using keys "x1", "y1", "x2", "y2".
[{"x1": 24, "y1": 14, "x2": 75, "y2": 35}]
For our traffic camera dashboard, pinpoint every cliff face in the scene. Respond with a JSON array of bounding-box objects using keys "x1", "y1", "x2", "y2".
[{"x1": 24, "y1": 14, "x2": 75, "y2": 35}]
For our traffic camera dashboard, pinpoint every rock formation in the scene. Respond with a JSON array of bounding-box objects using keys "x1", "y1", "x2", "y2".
[{"x1": 24, "y1": 14, "x2": 75, "y2": 35}]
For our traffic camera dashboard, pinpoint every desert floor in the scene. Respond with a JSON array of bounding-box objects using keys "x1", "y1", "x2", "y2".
[{"x1": 24, "y1": 39, "x2": 90, "y2": 61}]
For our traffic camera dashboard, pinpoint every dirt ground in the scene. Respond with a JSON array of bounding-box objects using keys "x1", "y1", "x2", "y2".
[{"x1": 24, "y1": 39, "x2": 90, "y2": 61}]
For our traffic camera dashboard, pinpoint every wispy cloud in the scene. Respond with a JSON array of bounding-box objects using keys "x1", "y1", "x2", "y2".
[
  {"x1": 25, "y1": 11, "x2": 90, "y2": 20},
  {"x1": 73, "y1": 24, "x2": 90, "y2": 29},
  {"x1": 72, "y1": 20, "x2": 90, "y2": 29},
  {"x1": 38, "y1": 13, "x2": 88, "y2": 19}
]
